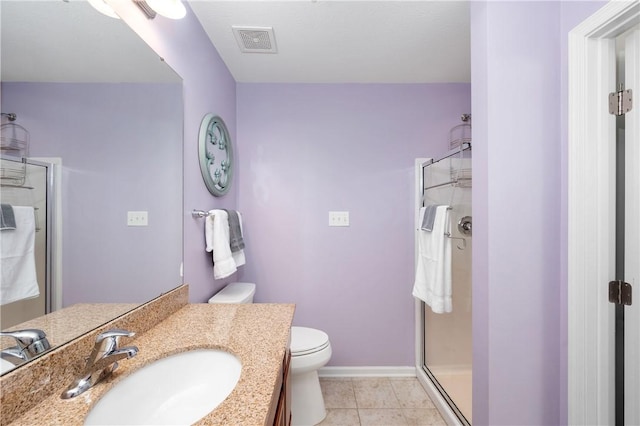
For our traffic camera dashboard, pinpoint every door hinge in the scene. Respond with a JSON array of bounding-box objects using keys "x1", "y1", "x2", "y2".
[
  {"x1": 609, "y1": 280, "x2": 632, "y2": 306},
  {"x1": 609, "y1": 84, "x2": 633, "y2": 116}
]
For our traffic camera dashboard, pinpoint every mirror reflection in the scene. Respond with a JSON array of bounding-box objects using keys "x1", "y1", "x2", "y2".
[{"x1": 0, "y1": 0, "x2": 184, "y2": 373}]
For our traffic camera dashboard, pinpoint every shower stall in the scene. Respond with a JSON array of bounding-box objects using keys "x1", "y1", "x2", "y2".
[
  {"x1": 414, "y1": 117, "x2": 472, "y2": 425},
  {"x1": 1, "y1": 117, "x2": 57, "y2": 329}
]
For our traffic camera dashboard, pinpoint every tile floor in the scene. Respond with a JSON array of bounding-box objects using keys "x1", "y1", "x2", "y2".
[{"x1": 317, "y1": 377, "x2": 446, "y2": 426}]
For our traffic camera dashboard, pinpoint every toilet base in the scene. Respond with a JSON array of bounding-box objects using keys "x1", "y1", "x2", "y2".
[{"x1": 290, "y1": 369, "x2": 326, "y2": 426}]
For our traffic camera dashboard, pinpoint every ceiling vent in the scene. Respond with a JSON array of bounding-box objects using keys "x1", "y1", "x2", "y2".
[{"x1": 232, "y1": 26, "x2": 277, "y2": 54}]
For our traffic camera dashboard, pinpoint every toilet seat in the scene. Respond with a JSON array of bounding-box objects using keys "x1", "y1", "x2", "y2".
[{"x1": 291, "y1": 326, "x2": 330, "y2": 357}]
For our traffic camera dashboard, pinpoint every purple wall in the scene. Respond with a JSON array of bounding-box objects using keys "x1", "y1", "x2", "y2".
[
  {"x1": 111, "y1": 2, "x2": 240, "y2": 303},
  {"x1": 470, "y1": 2, "x2": 490, "y2": 421},
  {"x1": 471, "y1": 1, "x2": 607, "y2": 425},
  {"x1": 2, "y1": 82, "x2": 182, "y2": 306},
  {"x1": 473, "y1": 3, "x2": 563, "y2": 422},
  {"x1": 237, "y1": 83, "x2": 470, "y2": 366}
]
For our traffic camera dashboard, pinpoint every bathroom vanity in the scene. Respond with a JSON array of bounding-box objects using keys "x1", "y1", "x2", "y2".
[{"x1": 0, "y1": 285, "x2": 295, "y2": 425}]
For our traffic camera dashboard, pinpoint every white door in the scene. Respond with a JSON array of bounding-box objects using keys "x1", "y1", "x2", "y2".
[{"x1": 623, "y1": 25, "x2": 639, "y2": 426}]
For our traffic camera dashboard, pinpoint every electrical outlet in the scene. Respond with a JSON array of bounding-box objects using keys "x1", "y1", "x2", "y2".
[
  {"x1": 127, "y1": 211, "x2": 148, "y2": 227},
  {"x1": 328, "y1": 211, "x2": 349, "y2": 227}
]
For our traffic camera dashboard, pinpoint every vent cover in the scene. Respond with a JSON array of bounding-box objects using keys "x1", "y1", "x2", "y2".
[{"x1": 232, "y1": 26, "x2": 277, "y2": 53}]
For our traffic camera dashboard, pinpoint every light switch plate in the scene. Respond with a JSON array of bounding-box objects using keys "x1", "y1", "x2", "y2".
[
  {"x1": 329, "y1": 211, "x2": 349, "y2": 227},
  {"x1": 127, "y1": 211, "x2": 148, "y2": 227}
]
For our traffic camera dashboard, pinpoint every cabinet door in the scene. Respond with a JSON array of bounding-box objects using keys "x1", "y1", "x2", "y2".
[
  {"x1": 274, "y1": 350, "x2": 291, "y2": 426},
  {"x1": 284, "y1": 350, "x2": 291, "y2": 426}
]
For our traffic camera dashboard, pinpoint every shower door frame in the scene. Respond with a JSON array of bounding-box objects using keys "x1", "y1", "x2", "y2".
[
  {"x1": 30, "y1": 157, "x2": 62, "y2": 312},
  {"x1": 414, "y1": 157, "x2": 469, "y2": 426}
]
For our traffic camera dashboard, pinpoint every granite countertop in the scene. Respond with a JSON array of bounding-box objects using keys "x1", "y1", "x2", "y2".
[{"x1": 8, "y1": 303, "x2": 295, "y2": 426}]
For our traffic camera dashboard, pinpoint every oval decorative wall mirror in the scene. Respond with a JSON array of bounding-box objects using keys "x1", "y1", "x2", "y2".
[{"x1": 198, "y1": 114, "x2": 233, "y2": 196}]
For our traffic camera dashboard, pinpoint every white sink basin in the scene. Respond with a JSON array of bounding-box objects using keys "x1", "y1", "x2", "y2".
[{"x1": 84, "y1": 349, "x2": 242, "y2": 425}]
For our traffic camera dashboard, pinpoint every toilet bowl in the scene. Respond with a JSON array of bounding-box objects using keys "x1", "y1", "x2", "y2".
[
  {"x1": 209, "y1": 282, "x2": 331, "y2": 426},
  {"x1": 289, "y1": 326, "x2": 331, "y2": 425}
]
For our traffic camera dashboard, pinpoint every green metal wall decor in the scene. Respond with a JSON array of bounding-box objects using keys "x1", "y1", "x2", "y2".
[{"x1": 198, "y1": 114, "x2": 233, "y2": 196}]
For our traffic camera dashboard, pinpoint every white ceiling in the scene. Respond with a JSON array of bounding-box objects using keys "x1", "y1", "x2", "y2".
[
  {"x1": 1, "y1": 0, "x2": 180, "y2": 83},
  {"x1": 189, "y1": 0, "x2": 470, "y2": 84}
]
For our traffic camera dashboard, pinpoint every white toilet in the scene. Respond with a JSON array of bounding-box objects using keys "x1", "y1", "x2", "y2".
[{"x1": 209, "y1": 282, "x2": 332, "y2": 426}]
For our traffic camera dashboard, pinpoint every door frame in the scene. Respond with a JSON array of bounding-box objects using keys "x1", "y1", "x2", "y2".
[
  {"x1": 568, "y1": 2, "x2": 640, "y2": 424},
  {"x1": 623, "y1": 23, "x2": 640, "y2": 424}
]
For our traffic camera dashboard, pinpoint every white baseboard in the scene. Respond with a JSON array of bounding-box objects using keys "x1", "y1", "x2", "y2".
[{"x1": 318, "y1": 366, "x2": 416, "y2": 378}]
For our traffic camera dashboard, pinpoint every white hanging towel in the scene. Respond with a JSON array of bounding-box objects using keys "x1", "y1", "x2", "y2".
[
  {"x1": 0, "y1": 206, "x2": 40, "y2": 305},
  {"x1": 412, "y1": 205, "x2": 452, "y2": 313},
  {"x1": 205, "y1": 209, "x2": 237, "y2": 279}
]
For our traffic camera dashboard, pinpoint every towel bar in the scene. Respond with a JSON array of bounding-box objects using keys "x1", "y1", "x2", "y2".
[
  {"x1": 192, "y1": 209, "x2": 213, "y2": 218},
  {"x1": 445, "y1": 232, "x2": 466, "y2": 250},
  {"x1": 414, "y1": 229, "x2": 466, "y2": 250}
]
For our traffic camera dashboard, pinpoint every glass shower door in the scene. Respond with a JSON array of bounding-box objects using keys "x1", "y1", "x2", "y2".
[{"x1": 420, "y1": 150, "x2": 472, "y2": 424}]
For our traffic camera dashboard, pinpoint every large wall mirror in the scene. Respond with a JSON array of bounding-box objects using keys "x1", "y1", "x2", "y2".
[{"x1": 0, "y1": 0, "x2": 184, "y2": 373}]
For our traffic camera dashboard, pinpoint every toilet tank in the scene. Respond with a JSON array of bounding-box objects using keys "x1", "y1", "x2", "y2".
[{"x1": 208, "y1": 282, "x2": 256, "y2": 304}]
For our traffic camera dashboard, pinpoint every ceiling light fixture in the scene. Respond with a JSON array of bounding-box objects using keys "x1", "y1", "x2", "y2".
[
  {"x1": 88, "y1": 0, "x2": 120, "y2": 19},
  {"x1": 133, "y1": 0, "x2": 186, "y2": 20}
]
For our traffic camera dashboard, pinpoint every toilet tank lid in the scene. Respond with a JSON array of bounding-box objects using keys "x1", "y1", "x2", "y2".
[{"x1": 208, "y1": 282, "x2": 256, "y2": 303}]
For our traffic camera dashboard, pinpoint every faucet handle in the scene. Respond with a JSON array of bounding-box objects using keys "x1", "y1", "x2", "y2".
[
  {"x1": 92, "y1": 329, "x2": 135, "y2": 358},
  {"x1": 96, "y1": 329, "x2": 135, "y2": 344}
]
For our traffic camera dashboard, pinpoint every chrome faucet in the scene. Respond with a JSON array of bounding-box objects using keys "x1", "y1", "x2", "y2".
[
  {"x1": 61, "y1": 329, "x2": 138, "y2": 399},
  {"x1": 0, "y1": 329, "x2": 51, "y2": 364}
]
